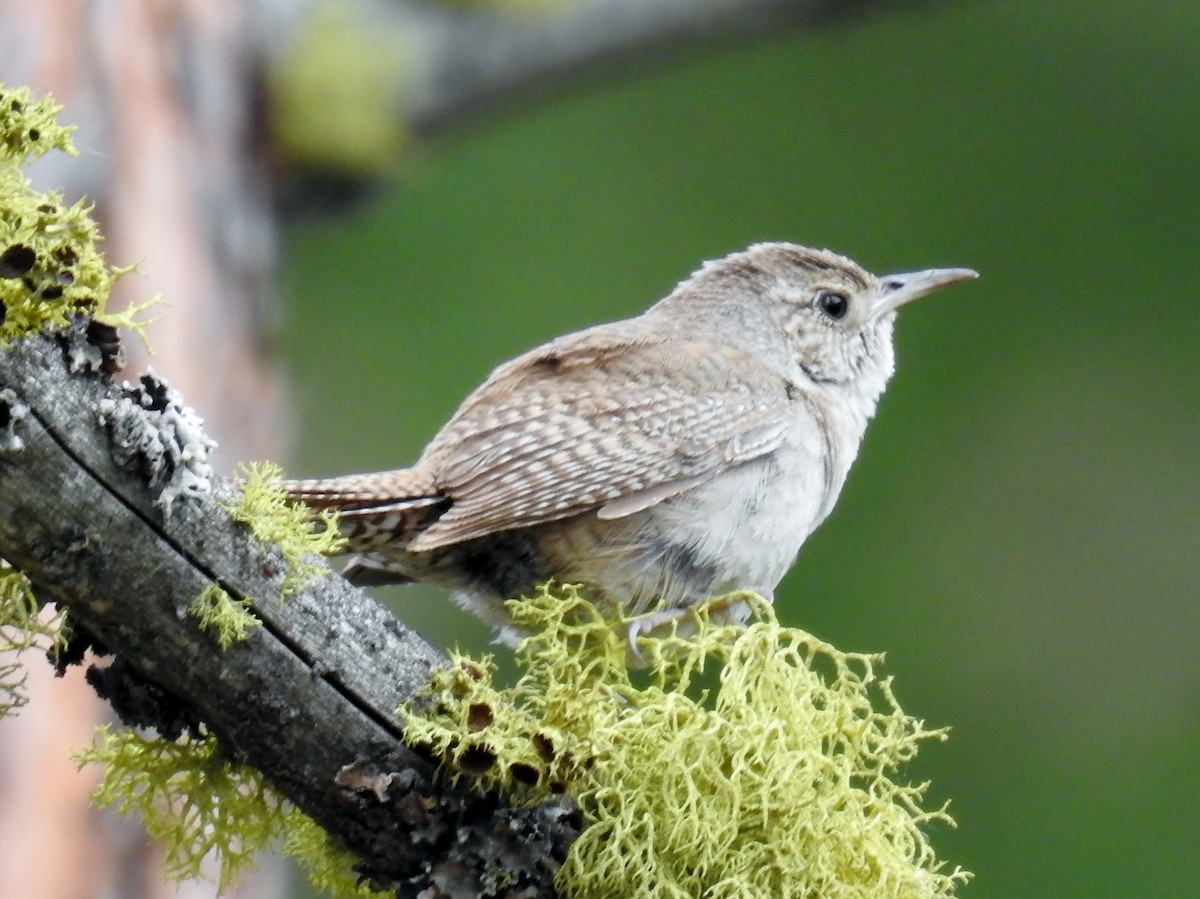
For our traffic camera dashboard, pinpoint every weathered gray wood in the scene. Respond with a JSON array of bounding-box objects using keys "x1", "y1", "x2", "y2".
[{"x1": 0, "y1": 330, "x2": 577, "y2": 896}]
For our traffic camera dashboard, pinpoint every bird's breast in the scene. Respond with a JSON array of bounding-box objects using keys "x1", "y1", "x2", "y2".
[{"x1": 679, "y1": 444, "x2": 830, "y2": 591}]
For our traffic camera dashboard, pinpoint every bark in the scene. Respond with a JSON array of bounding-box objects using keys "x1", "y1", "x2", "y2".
[{"x1": 0, "y1": 330, "x2": 578, "y2": 897}]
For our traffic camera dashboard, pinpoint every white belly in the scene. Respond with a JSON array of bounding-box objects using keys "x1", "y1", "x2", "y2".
[
  {"x1": 655, "y1": 444, "x2": 831, "y2": 596},
  {"x1": 542, "y1": 438, "x2": 837, "y2": 619}
]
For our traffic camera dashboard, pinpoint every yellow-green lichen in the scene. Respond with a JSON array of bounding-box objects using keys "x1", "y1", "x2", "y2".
[
  {"x1": 189, "y1": 583, "x2": 261, "y2": 649},
  {"x1": 76, "y1": 726, "x2": 288, "y2": 891},
  {"x1": 0, "y1": 85, "x2": 75, "y2": 164},
  {"x1": 0, "y1": 561, "x2": 66, "y2": 715},
  {"x1": 283, "y1": 813, "x2": 387, "y2": 899},
  {"x1": 0, "y1": 84, "x2": 153, "y2": 344},
  {"x1": 194, "y1": 459, "x2": 344, "y2": 649},
  {"x1": 405, "y1": 585, "x2": 969, "y2": 899},
  {"x1": 225, "y1": 461, "x2": 346, "y2": 598},
  {"x1": 77, "y1": 725, "x2": 386, "y2": 898}
]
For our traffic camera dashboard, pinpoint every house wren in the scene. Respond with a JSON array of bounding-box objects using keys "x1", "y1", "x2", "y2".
[{"x1": 287, "y1": 243, "x2": 976, "y2": 640}]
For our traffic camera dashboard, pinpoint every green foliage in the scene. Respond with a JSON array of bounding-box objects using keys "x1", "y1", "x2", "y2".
[
  {"x1": 0, "y1": 562, "x2": 66, "y2": 716},
  {"x1": 189, "y1": 584, "x2": 261, "y2": 649},
  {"x1": 268, "y1": 2, "x2": 413, "y2": 174},
  {"x1": 0, "y1": 84, "x2": 154, "y2": 343},
  {"x1": 225, "y1": 461, "x2": 346, "y2": 598},
  {"x1": 406, "y1": 586, "x2": 968, "y2": 899}
]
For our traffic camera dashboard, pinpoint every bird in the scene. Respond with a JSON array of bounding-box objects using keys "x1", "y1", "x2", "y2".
[{"x1": 286, "y1": 243, "x2": 976, "y2": 643}]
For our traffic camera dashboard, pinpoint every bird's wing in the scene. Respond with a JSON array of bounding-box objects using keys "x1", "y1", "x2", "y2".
[{"x1": 408, "y1": 325, "x2": 796, "y2": 551}]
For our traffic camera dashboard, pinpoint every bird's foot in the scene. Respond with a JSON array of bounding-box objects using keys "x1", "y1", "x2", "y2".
[
  {"x1": 625, "y1": 589, "x2": 766, "y2": 662},
  {"x1": 626, "y1": 606, "x2": 693, "y2": 658}
]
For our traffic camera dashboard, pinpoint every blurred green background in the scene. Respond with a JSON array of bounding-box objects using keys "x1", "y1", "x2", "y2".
[{"x1": 282, "y1": 2, "x2": 1199, "y2": 896}]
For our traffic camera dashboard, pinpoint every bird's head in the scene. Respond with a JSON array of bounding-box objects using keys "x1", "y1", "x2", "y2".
[{"x1": 661, "y1": 242, "x2": 977, "y2": 399}]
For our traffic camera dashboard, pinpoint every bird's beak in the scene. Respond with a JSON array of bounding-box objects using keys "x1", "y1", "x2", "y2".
[{"x1": 871, "y1": 266, "x2": 978, "y2": 318}]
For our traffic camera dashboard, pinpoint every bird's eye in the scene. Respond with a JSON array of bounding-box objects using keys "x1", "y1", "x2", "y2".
[{"x1": 816, "y1": 291, "x2": 849, "y2": 321}]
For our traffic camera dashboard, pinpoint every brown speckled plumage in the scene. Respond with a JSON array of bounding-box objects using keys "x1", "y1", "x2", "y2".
[{"x1": 287, "y1": 243, "x2": 976, "y2": 640}]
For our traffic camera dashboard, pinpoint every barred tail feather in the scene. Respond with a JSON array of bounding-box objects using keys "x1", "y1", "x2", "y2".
[
  {"x1": 284, "y1": 467, "x2": 439, "y2": 509},
  {"x1": 284, "y1": 468, "x2": 449, "y2": 553}
]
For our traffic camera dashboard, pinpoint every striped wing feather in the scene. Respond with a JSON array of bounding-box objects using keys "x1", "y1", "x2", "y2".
[{"x1": 408, "y1": 327, "x2": 791, "y2": 551}]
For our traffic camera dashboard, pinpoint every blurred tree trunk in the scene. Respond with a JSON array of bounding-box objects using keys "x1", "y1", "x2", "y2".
[{"x1": 0, "y1": 2, "x2": 283, "y2": 897}]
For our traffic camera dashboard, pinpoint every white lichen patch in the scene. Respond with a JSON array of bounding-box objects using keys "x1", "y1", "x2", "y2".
[
  {"x1": 0, "y1": 387, "x2": 28, "y2": 454},
  {"x1": 98, "y1": 371, "x2": 216, "y2": 513}
]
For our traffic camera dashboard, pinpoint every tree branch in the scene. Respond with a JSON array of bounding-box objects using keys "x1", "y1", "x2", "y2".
[
  {"x1": 399, "y1": 0, "x2": 884, "y2": 133},
  {"x1": 0, "y1": 329, "x2": 579, "y2": 896},
  {"x1": 255, "y1": 0, "x2": 905, "y2": 155}
]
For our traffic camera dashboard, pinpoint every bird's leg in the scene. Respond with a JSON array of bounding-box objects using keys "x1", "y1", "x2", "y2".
[{"x1": 625, "y1": 588, "x2": 765, "y2": 659}]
